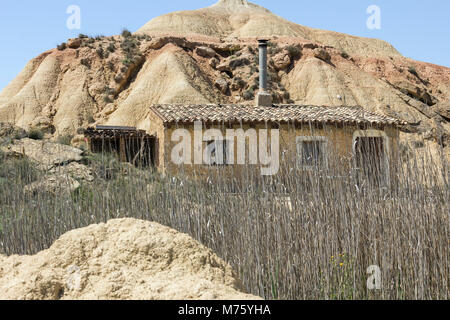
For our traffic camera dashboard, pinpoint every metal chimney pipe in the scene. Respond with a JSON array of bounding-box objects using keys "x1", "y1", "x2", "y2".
[{"x1": 258, "y1": 39, "x2": 268, "y2": 92}]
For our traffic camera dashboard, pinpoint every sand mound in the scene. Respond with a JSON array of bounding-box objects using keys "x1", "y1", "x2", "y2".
[{"x1": 0, "y1": 218, "x2": 259, "y2": 300}]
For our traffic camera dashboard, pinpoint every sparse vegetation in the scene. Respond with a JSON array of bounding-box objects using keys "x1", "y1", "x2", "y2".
[
  {"x1": 80, "y1": 58, "x2": 91, "y2": 69},
  {"x1": 27, "y1": 128, "x2": 44, "y2": 140},
  {"x1": 341, "y1": 51, "x2": 349, "y2": 59},
  {"x1": 107, "y1": 43, "x2": 116, "y2": 53},
  {"x1": 243, "y1": 89, "x2": 254, "y2": 100},
  {"x1": 408, "y1": 66, "x2": 419, "y2": 77},
  {"x1": 285, "y1": 45, "x2": 301, "y2": 59},
  {"x1": 0, "y1": 138, "x2": 447, "y2": 300},
  {"x1": 96, "y1": 47, "x2": 104, "y2": 58},
  {"x1": 56, "y1": 134, "x2": 73, "y2": 146},
  {"x1": 57, "y1": 43, "x2": 67, "y2": 51},
  {"x1": 121, "y1": 28, "x2": 132, "y2": 38}
]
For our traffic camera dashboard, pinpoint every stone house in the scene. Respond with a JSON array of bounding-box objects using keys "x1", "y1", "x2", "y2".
[{"x1": 146, "y1": 103, "x2": 403, "y2": 179}]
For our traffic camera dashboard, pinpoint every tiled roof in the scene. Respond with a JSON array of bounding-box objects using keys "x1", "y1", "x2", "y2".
[{"x1": 150, "y1": 104, "x2": 404, "y2": 126}]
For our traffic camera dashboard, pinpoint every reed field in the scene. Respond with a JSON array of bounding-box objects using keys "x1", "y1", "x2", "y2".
[{"x1": 0, "y1": 135, "x2": 448, "y2": 300}]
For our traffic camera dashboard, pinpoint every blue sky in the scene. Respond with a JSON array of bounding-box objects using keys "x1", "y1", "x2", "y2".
[{"x1": 0, "y1": 0, "x2": 449, "y2": 91}]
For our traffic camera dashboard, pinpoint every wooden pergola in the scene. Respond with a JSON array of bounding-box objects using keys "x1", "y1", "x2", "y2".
[{"x1": 84, "y1": 125, "x2": 155, "y2": 165}]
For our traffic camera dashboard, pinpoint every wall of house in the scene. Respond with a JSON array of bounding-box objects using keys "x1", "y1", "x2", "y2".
[
  {"x1": 150, "y1": 121, "x2": 399, "y2": 178},
  {"x1": 147, "y1": 111, "x2": 166, "y2": 170}
]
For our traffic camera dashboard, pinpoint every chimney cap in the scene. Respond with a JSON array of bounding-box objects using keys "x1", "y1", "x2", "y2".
[{"x1": 257, "y1": 38, "x2": 269, "y2": 43}]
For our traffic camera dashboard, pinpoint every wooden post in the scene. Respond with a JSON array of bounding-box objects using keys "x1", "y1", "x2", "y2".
[{"x1": 119, "y1": 137, "x2": 127, "y2": 162}]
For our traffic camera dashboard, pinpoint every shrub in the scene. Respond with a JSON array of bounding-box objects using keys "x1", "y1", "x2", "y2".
[
  {"x1": 121, "y1": 29, "x2": 132, "y2": 38},
  {"x1": 80, "y1": 58, "x2": 91, "y2": 68},
  {"x1": 56, "y1": 134, "x2": 73, "y2": 146},
  {"x1": 104, "y1": 86, "x2": 115, "y2": 95},
  {"x1": 107, "y1": 43, "x2": 116, "y2": 53},
  {"x1": 57, "y1": 43, "x2": 67, "y2": 51},
  {"x1": 27, "y1": 128, "x2": 44, "y2": 140},
  {"x1": 286, "y1": 45, "x2": 301, "y2": 59},
  {"x1": 78, "y1": 34, "x2": 89, "y2": 39},
  {"x1": 341, "y1": 51, "x2": 349, "y2": 59},
  {"x1": 103, "y1": 95, "x2": 113, "y2": 103},
  {"x1": 96, "y1": 48, "x2": 104, "y2": 58},
  {"x1": 243, "y1": 89, "x2": 254, "y2": 100},
  {"x1": 408, "y1": 66, "x2": 419, "y2": 77}
]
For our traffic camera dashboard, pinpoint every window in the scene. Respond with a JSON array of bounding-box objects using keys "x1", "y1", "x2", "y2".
[
  {"x1": 296, "y1": 137, "x2": 328, "y2": 169},
  {"x1": 352, "y1": 130, "x2": 390, "y2": 184},
  {"x1": 205, "y1": 139, "x2": 231, "y2": 166}
]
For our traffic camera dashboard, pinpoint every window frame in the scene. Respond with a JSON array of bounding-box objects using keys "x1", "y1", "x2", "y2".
[
  {"x1": 296, "y1": 136, "x2": 329, "y2": 170},
  {"x1": 204, "y1": 139, "x2": 232, "y2": 166}
]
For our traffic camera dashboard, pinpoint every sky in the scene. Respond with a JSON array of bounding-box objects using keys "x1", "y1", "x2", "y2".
[{"x1": 0, "y1": 0, "x2": 449, "y2": 91}]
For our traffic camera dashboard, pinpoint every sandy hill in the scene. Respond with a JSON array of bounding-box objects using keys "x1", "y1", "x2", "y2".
[
  {"x1": 0, "y1": 0, "x2": 448, "y2": 156},
  {"x1": 138, "y1": 0, "x2": 401, "y2": 58},
  {"x1": 0, "y1": 218, "x2": 259, "y2": 300}
]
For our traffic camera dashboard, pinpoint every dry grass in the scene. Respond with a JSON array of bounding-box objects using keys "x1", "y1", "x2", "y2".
[{"x1": 0, "y1": 136, "x2": 448, "y2": 300}]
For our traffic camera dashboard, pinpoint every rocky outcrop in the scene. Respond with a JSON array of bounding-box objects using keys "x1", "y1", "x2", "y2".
[
  {"x1": 313, "y1": 48, "x2": 331, "y2": 62},
  {"x1": 1, "y1": 138, "x2": 83, "y2": 170},
  {"x1": 24, "y1": 174, "x2": 80, "y2": 195},
  {"x1": 195, "y1": 46, "x2": 217, "y2": 58},
  {"x1": 272, "y1": 50, "x2": 291, "y2": 70}
]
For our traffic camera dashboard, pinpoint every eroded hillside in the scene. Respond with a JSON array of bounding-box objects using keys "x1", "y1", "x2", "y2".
[{"x1": 0, "y1": 0, "x2": 448, "y2": 156}]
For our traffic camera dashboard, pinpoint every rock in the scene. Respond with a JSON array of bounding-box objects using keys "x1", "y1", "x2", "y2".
[
  {"x1": 209, "y1": 57, "x2": 219, "y2": 69},
  {"x1": 1, "y1": 138, "x2": 83, "y2": 170},
  {"x1": 215, "y1": 78, "x2": 229, "y2": 94},
  {"x1": 147, "y1": 37, "x2": 167, "y2": 50},
  {"x1": 49, "y1": 162, "x2": 94, "y2": 182},
  {"x1": 0, "y1": 123, "x2": 27, "y2": 139},
  {"x1": 432, "y1": 100, "x2": 450, "y2": 120},
  {"x1": 313, "y1": 48, "x2": 331, "y2": 62},
  {"x1": 101, "y1": 104, "x2": 117, "y2": 116},
  {"x1": 231, "y1": 78, "x2": 247, "y2": 91},
  {"x1": 24, "y1": 174, "x2": 80, "y2": 195},
  {"x1": 273, "y1": 50, "x2": 291, "y2": 70},
  {"x1": 195, "y1": 46, "x2": 216, "y2": 58},
  {"x1": 229, "y1": 57, "x2": 250, "y2": 69},
  {"x1": 393, "y1": 81, "x2": 438, "y2": 106},
  {"x1": 0, "y1": 218, "x2": 260, "y2": 300},
  {"x1": 30, "y1": 116, "x2": 53, "y2": 132},
  {"x1": 67, "y1": 38, "x2": 81, "y2": 49},
  {"x1": 217, "y1": 62, "x2": 232, "y2": 73}
]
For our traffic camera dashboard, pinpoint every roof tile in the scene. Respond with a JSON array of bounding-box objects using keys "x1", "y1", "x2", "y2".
[{"x1": 150, "y1": 104, "x2": 404, "y2": 126}]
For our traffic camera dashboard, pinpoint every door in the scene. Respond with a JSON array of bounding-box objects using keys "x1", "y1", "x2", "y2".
[{"x1": 354, "y1": 136, "x2": 386, "y2": 184}]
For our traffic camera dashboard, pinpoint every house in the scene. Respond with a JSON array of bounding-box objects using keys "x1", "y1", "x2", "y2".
[
  {"x1": 146, "y1": 103, "x2": 402, "y2": 178},
  {"x1": 86, "y1": 39, "x2": 404, "y2": 180}
]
